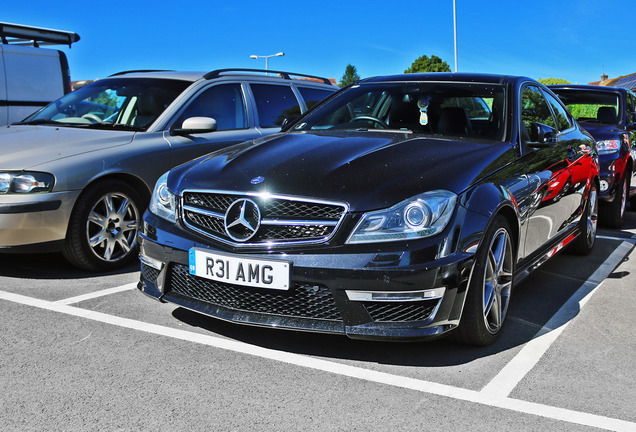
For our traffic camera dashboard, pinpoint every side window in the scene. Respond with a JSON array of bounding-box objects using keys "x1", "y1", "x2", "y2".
[
  {"x1": 297, "y1": 87, "x2": 334, "y2": 109},
  {"x1": 544, "y1": 91, "x2": 572, "y2": 132},
  {"x1": 521, "y1": 85, "x2": 556, "y2": 141},
  {"x1": 178, "y1": 84, "x2": 247, "y2": 131},
  {"x1": 251, "y1": 84, "x2": 301, "y2": 128}
]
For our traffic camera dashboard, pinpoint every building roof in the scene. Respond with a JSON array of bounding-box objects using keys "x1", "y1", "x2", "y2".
[{"x1": 589, "y1": 72, "x2": 636, "y2": 90}]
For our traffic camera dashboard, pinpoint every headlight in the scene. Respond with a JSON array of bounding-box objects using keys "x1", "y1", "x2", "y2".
[
  {"x1": 0, "y1": 172, "x2": 54, "y2": 194},
  {"x1": 346, "y1": 190, "x2": 457, "y2": 244},
  {"x1": 596, "y1": 139, "x2": 620, "y2": 155},
  {"x1": 149, "y1": 172, "x2": 177, "y2": 223}
]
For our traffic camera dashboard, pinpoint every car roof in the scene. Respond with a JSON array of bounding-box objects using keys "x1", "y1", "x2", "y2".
[
  {"x1": 107, "y1": 69, "x2": 336, "y2": 87},
  {"x1": 359, "y1": 72, "x2": 526, "y2": 85}
]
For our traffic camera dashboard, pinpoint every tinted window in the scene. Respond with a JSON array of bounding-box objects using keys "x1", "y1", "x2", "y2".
[
  {"x1": 251, "y1": 84, "x2": 300, "y2": 128},
  {"x1": 297, "y1": 87, "x2": 334, "y2": 109},
  {"x1": 521, "y1": 86, "x2": 556, "y2": 139},
  {"x1": 544, "y1": 91, "x2": 572, "y2": 132},
  {"x1": 178, "y1": 84, "x2": 247, "y2": 130}
]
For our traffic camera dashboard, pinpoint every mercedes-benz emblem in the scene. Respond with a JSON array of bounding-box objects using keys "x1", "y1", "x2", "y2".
[{"x1": 224, "y1": 198, "x2": 261, "y2": 242}]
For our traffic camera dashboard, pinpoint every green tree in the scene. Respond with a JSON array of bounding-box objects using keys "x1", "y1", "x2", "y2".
[
  {"x1": 404, "y1": 55, "x2": 451, "y2": 73},
  {"x1": 339, "y1": 64, "x2": 361, "y2": 87},
  {"x1": 538, "y1": 78, "x2": 571, "y2": 85}
]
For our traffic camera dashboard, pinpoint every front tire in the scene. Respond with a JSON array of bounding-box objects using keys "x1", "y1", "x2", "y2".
[
  {"x1": 63, "y1": 180, "x2": 143, "y2": 271},
  {"x1": 455, "y1": 215, "x2": 514, "y2": 346},
  {"x1": 600, "y1": 174, "x2": 627, "y2": 229}
]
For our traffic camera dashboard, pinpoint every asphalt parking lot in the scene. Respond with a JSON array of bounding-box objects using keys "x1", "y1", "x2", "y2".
[{"x1": 1, "y1": 213, "x2": 635, "y2": 431}]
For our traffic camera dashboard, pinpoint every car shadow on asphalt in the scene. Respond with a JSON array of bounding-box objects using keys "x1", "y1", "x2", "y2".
[{"x1": 0, "y1": 252, "x2": 139, "y2": 279}]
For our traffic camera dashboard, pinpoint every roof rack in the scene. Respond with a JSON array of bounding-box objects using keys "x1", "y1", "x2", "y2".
[
  {"x1": 0, "y1": 22, "x2": 80, "y2": 48},
  {"x1": 203, "y1": 68, "x2": 334, "y2": 85},
  {"x1": 109, "y1": 69, "x2": 175, "y2": 77}
]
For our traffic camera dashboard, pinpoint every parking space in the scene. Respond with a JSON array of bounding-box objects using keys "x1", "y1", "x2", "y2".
[{"x1": 1, "y1": 214, "x2": 635, "y2": 431}]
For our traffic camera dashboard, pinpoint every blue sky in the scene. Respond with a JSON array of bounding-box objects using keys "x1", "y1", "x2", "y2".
[{"x1": 4, "y1": 0, "x2": 635, "y2": 85}]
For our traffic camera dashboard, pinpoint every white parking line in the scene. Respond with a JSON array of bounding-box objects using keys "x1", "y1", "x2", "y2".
[
  {"x1": 481, "y1": 241, "x2": 633, "y2": 398},
  {"x1": 0, "y1": 289, "x2": 634, "y2": 431},
  {"x1": 55, "y1": 282, "x2": 137, "y2": 305}
]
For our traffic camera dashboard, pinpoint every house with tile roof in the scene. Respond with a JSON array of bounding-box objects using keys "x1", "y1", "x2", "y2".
[{"x1": 589, "y1": 72, "x2": 636, "y2": 90}]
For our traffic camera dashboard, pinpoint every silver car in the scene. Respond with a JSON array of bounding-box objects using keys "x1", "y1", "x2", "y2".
[{"x1": 0, "y1": 69, "x2": 337, "y2": 271}]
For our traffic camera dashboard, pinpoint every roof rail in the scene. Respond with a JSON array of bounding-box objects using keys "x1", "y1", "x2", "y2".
[
  {"x1": 203, "y1": 68, "x2": 334, "y2": 85},
  {"x1": 0, "y1": 22, "x2": 80, "y2": 47},
  {"x1": 109, "y1": 69, "x2": 175, "y2": 77}
]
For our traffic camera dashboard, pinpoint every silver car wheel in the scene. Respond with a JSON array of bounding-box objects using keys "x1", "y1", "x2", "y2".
[
  {"x1": 482, "y1": 227, "x2": 513, "y2": 335},
  {"x1": 86, "y1": 192, "x2": 140, "y2": 262}
]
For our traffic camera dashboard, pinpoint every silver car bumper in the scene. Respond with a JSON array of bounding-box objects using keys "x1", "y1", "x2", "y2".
[{"x1": 0, "y1": 190, "x2": 81, "y2": 247}]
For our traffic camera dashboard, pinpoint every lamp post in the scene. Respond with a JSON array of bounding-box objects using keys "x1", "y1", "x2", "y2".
[
  {"x1": 453, "y1": 0, "x2": 458, "y2": 72},
  {"x1": 250, "y1": 52, "x2": 285, "y2": 71}
]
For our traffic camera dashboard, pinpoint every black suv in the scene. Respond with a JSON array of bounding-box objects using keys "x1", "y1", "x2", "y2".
[
  {"x1": 138, "y1": 73, "x2": 599, "y2": 346},
  {"x1": 550, "y1": 85, "x2": 636, "y2": 228}
]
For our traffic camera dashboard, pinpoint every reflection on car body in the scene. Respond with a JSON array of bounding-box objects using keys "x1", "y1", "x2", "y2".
[
  {"x1": 138, "y1": 73, "x2": 599, "y2": 346},
  {"x1": 550, "y1": 84, "x2": 636, "y2": 228}
]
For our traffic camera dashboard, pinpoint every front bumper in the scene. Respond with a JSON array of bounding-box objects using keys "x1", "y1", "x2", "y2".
[
  {"x1": 138, "y1": 213, "x2": 476, "y2": 341},
  {"x1": 0, "y1": 190, "x2": 80, "y2": 251}
]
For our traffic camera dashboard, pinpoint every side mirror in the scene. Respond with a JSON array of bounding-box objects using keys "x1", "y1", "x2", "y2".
[
  {"x1": 528, "y1": 122, "x2": 558, "y2": 148},
  {"x1": 172, "y1": 117, "x2": 217, "y2": 135}
]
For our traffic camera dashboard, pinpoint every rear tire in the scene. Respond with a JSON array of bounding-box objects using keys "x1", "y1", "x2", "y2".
[
  {"x1": 454, "y1": 215, "x2": 514, "y2": 346},
  {"x1": 63, "y1": 180, "x2": 143, "y2": 271},
  {"x1": 569, "y1": 182, "x2": 598, "y2": 256}
]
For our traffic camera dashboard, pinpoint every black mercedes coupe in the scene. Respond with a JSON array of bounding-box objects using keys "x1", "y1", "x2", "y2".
[{"x1": 138, "y1": 73, "x2": 599, "y2": 346}]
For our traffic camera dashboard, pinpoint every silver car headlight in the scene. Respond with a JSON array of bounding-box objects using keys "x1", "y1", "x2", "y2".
[
  {"x1": 596, "y1": 139, "x2": 620, "y2": 155},
  {"x1": 0, "y1": 172, "x2": 55, "y2": 194},
  {"x1": 346, "y1": 190, "x2": 457, "y2": 244},
  {"x1": 149, "y1": 172, "x2": 177, "y2": 223}
]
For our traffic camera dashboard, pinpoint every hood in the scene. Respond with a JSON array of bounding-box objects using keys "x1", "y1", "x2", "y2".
[
  {"x1": 0, "y1": 125, "x2": 135, "y2": 170},
  {"x1": 172, "y1": 131, "x2": 513, "y2": 211},
  {"x1": 577, "y1": 122, "x2": 624, "y2": 141}
]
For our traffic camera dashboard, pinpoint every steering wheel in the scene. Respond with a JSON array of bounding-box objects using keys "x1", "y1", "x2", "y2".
[
  {"x1": 350, "y1": 115, "x2": 388, "y2": 129},
  {"x1": 81, "y1": 113, "x2": 103, "y2": 123}
]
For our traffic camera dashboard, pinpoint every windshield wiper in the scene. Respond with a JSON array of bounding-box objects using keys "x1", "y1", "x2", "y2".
[
  {"x1": 12, "y1": 119, "x2": 60, "y2": 126},
  {"x1": 85, "y1": 123, "x2": 144, "y2": 131}
]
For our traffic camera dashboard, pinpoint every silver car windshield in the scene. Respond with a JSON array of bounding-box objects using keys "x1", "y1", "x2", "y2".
[
  {"x1": 294, "y1": 82, "x2": 506, "y2": 141},
  {"x1": 20, "y1": 78, "x2": 190, "y2": 131}
]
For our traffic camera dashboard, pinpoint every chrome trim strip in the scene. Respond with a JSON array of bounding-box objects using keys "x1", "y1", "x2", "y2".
[
  {"x1": 182, "y1": 204, "x2": 224, "y2": 219},
  {"x1": 345, "y1": 288, "x2": 446, "y2": 302},
  {"x1": 139, "y1": 254, "x2": 164, "y2": 271},
  {"x1": 260, "y1": 219, "x2": 339, "y2": 227}
]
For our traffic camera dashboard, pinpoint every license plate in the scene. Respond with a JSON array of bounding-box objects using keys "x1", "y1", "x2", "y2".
[{"x1": 188, "y1": 248, "x2": 291, "y2": 290}]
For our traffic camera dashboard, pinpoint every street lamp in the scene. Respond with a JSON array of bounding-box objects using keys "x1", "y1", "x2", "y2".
[{"x1": 250, "y1": 52, "x2": 285, "y2": 71}]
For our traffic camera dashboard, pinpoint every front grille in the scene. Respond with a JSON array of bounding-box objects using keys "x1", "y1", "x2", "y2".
[
  {"x1": 181, "y1": 190, "x2": 347, "y2": 246},
  {"x1": 168, "y1": 264, "x2": 342, "y2": 321},
  {"x1": 364, "y1": 300, "x2": 439, "y2": 322}
]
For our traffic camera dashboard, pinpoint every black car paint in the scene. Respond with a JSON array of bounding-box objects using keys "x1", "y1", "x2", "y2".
[{"x1": 138, "y1": 74, "x2": 599, "y2": 341}]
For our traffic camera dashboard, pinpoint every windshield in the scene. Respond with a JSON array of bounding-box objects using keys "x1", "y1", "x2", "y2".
[
  {"x1": 551, "y1": 90, "x2": 621, "y2": 124},
  {"x1": 21, "y1": 78, "x2": 190, "y2": 131},
  {"x1": 293, "y1": 82, "x2": 506, "y2": 141}
]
